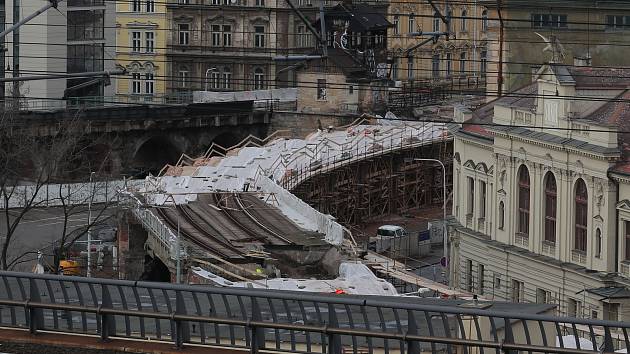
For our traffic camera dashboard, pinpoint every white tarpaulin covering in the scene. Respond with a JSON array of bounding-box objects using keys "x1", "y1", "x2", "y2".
[
  {"x1": 555, "y1": 336, "x2": 595, "y2": 350},
  {"x1": 191, "y1": 262, "x2": 399, "y2": 296},
  {"x1": 140, "y1": 122, "x2": 448, "y2": 246}
]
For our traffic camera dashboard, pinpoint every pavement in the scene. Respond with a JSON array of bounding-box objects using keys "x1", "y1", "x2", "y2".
[{"x1": 0, "y1": 205, "x2": 116, "y2": 273}]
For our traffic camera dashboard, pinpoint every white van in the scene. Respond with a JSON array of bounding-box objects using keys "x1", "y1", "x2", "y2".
[{"x1": 369, "y1": 225, "x2": 407, "y2": 252}]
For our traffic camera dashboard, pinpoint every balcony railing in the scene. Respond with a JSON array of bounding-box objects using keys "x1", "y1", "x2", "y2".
[
  {"x1": 571, "y1": 250, "x2": 587, "y2": 265},
  {"x1": 515, "y1": 233, "x2": 529, "y2": 248}
]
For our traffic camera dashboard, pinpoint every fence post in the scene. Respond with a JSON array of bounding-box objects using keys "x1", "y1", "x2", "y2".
[
  {"x1": 327, "y1": 304, "x2": 341, "y2": 354},
  {"x1": 28, "y1": 279, "x2": 44, "y2": 334},
  {"x1": 250, "y1": 298, "x2": 265, "y2": 354},
  {"x1": 174, "y1": 290, "x2": 190, "y2": 349},
  {"x1": 100, "y1": 285, "x2": 116, "y2": 342},
  {"x1": 603, "y1": 326, "x2": 615, "y2": 353},
  {"x1": 406, "y1": 310, "x2": 420, "y2": 354}
]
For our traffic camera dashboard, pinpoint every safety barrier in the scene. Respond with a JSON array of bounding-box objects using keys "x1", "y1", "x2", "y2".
[{"x1": 0, "y1": 271, "x2": 628, "y2": 354}]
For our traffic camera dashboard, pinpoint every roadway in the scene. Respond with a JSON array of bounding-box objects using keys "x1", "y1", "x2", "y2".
[{"x1": 0, "y1": 205, "x2": 116, "y2": 273}]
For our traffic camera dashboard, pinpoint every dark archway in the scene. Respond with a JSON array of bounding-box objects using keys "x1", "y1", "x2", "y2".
[
  {"x1": 132, "y1": 136, "x2": 181, "y2": 177},
  {"x1": 204, "y1": 132, "x2": 240, "y2": 157}
]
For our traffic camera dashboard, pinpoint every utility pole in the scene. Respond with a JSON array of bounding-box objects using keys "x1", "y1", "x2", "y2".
[
  {"x1": 12, "y1": 0, "x2": 18, "y2": 101},
  {"x1": 0, "y1": 0, "x2": 5, "y2": 102}
]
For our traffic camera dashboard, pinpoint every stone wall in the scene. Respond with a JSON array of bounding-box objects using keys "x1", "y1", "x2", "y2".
[{"x1": 269, "y1": 111, "x2": 356, "y2": 138}]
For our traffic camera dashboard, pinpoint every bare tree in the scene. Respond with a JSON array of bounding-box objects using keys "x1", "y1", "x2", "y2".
[{"x1": 0, "y1": 107, "x2": 117, "y2": 270}]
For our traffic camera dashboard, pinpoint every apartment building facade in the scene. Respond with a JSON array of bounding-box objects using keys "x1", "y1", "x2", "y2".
[
  {"x1": 481, "y1": 0, "x2": 630, "y2": 97},
  {"x1": 4, "y1": 0, "x2": 115, "y2": 108},
  {"x1": 116, "y1": 0, "x2": 168, "y2": 102},
  {"x1": 387, "y1": 0, "x2": 487, "y2": 83},
  {"x1": 450, "y1": 63, "x2": 630, "y2": 321},
  {"x1": 165, "y1": 0, "x2": 318, "y2": 97}
]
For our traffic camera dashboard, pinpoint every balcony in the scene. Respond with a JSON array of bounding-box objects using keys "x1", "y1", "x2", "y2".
[
  {"x1": 515, "y1": 233, "x2": 529, "y2": 248},
  {"x1": 621, "y1": 262, "x2": 630, "y2": 278},
  {"x1": 542, "y1": 241, "x2": 556, "y2": 256},
  {"x1": 571, "y1": 250, "x2": 587, "y2": 265},
  {"x1": 477, "y1": 217, "x2": 485, "y2": 231},
  {"x1": 465, "y1": 213, "x2": 473, "y2": 228}
]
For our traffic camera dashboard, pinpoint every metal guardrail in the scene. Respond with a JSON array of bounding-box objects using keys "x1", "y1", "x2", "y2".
[{"x1": 0, "y1": 271, "x2": 628, "y2": 354}]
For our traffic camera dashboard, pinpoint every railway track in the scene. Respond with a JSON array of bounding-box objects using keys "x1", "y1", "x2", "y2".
[
  {"x1": 212, "y1": 193, "x2": 292, "y2": 246},
  {"x1": 155, "y1": 206, "x2": 245, "y2": 260}
]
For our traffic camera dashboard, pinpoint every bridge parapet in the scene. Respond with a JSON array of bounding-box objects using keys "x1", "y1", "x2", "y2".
[{"x1": 0, "y1": 270, "x2": 625, "y2": 354}]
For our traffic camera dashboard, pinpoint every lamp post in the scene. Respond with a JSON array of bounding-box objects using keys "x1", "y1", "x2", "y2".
[
  {"x1": 205, "y1": 67, "x2": 218, "y2": 91},
  {"x1": 86, "y1": 171, "x2": 95, "y2": 277},
  {"x1": 412, "y1": 158, "x2": 447, "y2": 284}
]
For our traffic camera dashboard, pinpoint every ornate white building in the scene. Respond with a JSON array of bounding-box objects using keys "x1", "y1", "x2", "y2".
[{"x1": 450, "y1": 62, "x2": 630, "y2": 321}]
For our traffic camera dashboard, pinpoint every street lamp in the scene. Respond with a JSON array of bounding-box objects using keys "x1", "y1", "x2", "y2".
[
  {"x1": 86, "y1": 171, "x2": 95, "y2": 277},
  {"x1": 410, "y1": 158, "x2": 447, "y2": 283},
  {"x1": 205, "y1": 67, "x2": 218, "y2": 91}
]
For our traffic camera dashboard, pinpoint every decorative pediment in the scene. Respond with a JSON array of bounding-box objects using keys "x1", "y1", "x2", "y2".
[
  {"x1": 617, "y1": 199, "x2": 630, "y2": 211},
  {"x1": 475, "y1": 162, "x2": 489, "y2": 173},
  {"x1": 250, "y1": 16, "x2": 270, "y2": 25},
  {"x1": 207, "y1": 15, "x2": 237, "y2": 24},
  {"x1": 174, "y1": 15, "x2": 194, "y2": 23},
  {"x1": 463, "y1": 159, "x2": 476, "y2": 169},
  {"x1": 453, "y1": 152, "x2": 461, "y2": 164}
]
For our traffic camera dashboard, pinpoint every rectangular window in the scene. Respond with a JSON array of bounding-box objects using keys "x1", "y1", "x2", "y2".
[
  {"x1": 211, "y1": 25, "x2": 221, "y2": 46},
  {"x1": 567, "y1": 299, "x2": 582, "y2": 318},
  {"x1": 393, "y1": 16, "x2": 399, "y2": 35},
  {"x1": 223, "y1": 25, "x2": 232, "y2": 47},
  {"x1": 212, "y1": 0, "x2": 220, "y2": 4},
  {"x1": 131, "y1": 31, "x2": 141, "y2": 52},
  {"x1": 211, "y1": 71, "x2": 220, "y2": 89},
  {"x1": 625, "y1": 221, "x2": 630, "y2": 260},
  {"x1": 132, "y1": 73, "x2": 141, "y2": 94},
  {"x1": 223, "y1": 70, "x2": 231, "y2": 89},
  {"x1": 536, "y1": 288, "x2": 551, "y2": 304},
  {"x1": 179, "y1": 0, "x2": 190, "y2": 4},
  {"x1": 479, "y1": 181, "x2": 486, "y2": 218},
  {"x1": 144, "y1": 73, "x2": 154, "y2": 94},
  {"x1": 606, "y1": 15, "x2": 626, "y2": 29},
  {"x1": 391, "y1": 60, "x2": 398, "y2": 80},
  {"x1": 432, "y1": 54, "x2": 440, "y2": 78},
  {"x1": 480, "y1": 50, "x2": 487, "y2": 75},
  {"x1": 407, "y1": 57, "x2": 414, "y2": 80},
  {"x1": 466, "y1": 259, "x2": 473, "y2": 292},
  {"x1": 145, "y1": 32, "x2": 154, "y2": 53},
  {"x1": 467, "y1": 177, "x2": 475, "y2": 215},
  {"x1": 178, "y1": 23, "x2": 190, "y2": 45},
  {"x1": 256, "y1": 0, "x2": 265, "y2": 6},
  {"x1": 348, "y1": 85, "x2": 353, "y2": 94},
  {"x1": 179, "y1": 70, "x2": 188, "y2": 88},
  {"x1": 478, "y1": 264, "x2": 485, "y2": 295},
  {"x1": 67, "y1": 10, "x2": 104, "y2": 41},
  {"x1": 146, "y1": 0, "x2": 154, "y2": 12},
  {"x1": 408, "y1": 15, "x2": 415, "y2": 33},
  {"x1": 254, "y1": 26, "x2": 265, "y2": 47},
  {"x1": 132, "y1": 0, "x2": 141, "y2": 11},
  {"x1": 317, "y1": 79, "x2": 326, "y2": 100},
  {"x1": 603, "y1": 302, "x2": 619, "y2": 321},
  {"x1": 460, "y1": 52, "x2": 466, "y2": 75},
  {"x1": 531, "y1": 13, "x2": 568, "y2": 28},
  {"x1": 297, "y1": 25, "x2": 305, "y2": 47},
  {"x1": 254, "y1": 69, "x2": 264, "y2": 90},
  {"x1": 511, "y1": 280, "x2": 524, "y2": 302},
  {"x1": 446, "y1": 53, "x2": 452, "y2": 76}
]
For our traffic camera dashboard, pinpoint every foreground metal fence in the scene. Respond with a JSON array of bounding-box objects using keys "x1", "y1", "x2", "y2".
[{"x1": 0, "y1": 271, "x2": 627, "y2": 354}]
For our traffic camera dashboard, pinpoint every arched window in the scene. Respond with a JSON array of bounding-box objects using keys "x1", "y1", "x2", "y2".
[
  {"x1": 254, "y1": 67, "x2": 265, "y2": 90},
  {"x1": 461, "y1": 9, "x2": 467, "y2": 31},
  {"x1": 575, "y1": 179, "x2": 588, "y2": 252},
  {"x1": 408, "y1": 14, "x2": 415, "y2": 33},
  {"x1": 433, "y1": 12, "x2": 440, "y2": 32},
  {"x1": 499, "y1": 201, "x2": 505, "y2": 229},
  {"x1": 482, "y1": 9, "x2": 488, "y2": 31},
  {"x1": 544, "y1": 173, "x2": 557, "y2": 243},
  {"x1": 595, "y1": 228, "x2": 602, "y2": 258},
  {"x1": 517, "y1": 165, "x2": 530, "y2": 236},
  {"x1": 393, "y1": 15, "x2": 400, "y2": 35}
]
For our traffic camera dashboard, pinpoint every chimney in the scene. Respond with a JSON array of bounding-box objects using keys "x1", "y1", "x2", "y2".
[{"x1": 574, "y1": 55, "x2": 592, "y2": 67}]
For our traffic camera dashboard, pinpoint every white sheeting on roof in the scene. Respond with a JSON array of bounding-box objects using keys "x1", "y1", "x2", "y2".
[
  {"x1": 142, "y1": 122, "x2": 448, "y2": 246},
  {"x1": 555, "y1": 336, "x2": 595, "y2": 350},
  {"x1": 191, "y1": 262, "x2": 399, "y2": 296}
]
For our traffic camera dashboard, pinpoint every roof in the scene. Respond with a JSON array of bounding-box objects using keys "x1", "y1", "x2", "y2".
[
  {"x1": 378, "y1": 225, "x2": 404, "y2": 231},
  {"x1": 582, "y1": 286, "x2": 630, "y2": 299},
  {"x1": 567, "y1": 66, "x2": 630, "y2": 89},
  {"x1": 317, "y1": 3, "x2": 392, "y2": 32}
]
